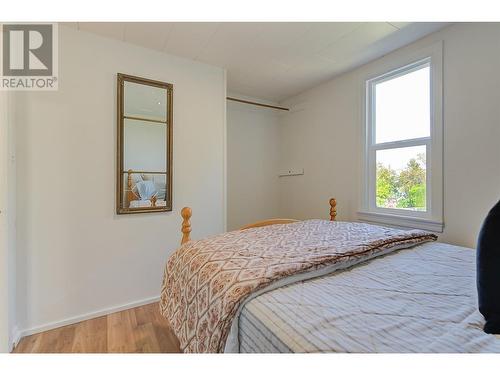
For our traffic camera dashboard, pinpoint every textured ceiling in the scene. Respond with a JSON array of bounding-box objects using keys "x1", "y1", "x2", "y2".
[{"x1": 64, "y1": 22, "x2": 449, "y2": 102}]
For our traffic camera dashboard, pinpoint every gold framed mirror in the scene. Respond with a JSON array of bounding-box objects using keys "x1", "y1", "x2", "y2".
[{"x1": 116, "y1": 73, "x2": 173, "y2": 214}]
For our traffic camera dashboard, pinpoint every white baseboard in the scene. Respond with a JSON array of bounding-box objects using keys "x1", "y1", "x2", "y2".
[
  {"x1": 9, "y1": 325, "x2": 22, "y2": 352},
  {"x1": 14, "y1": 295, "x2": 160, "y2": 346}
]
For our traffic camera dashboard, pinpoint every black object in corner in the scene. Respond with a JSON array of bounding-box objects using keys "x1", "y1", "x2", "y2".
[{"x1": 477, "y1": 199, "x2": 500, "y2": 334}]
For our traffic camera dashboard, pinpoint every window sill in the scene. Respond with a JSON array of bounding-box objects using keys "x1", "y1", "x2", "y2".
[{"x1": 357, "y1": 211, "x2": 444, "y2": 233}]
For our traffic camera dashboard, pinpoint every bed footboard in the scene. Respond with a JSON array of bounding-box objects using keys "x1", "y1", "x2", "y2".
[{"x1": 179, "y1": 198, "x2": 337, "y2": 245}]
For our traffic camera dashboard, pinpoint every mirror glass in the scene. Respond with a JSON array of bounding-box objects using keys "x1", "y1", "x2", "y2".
[
  {"x1": 124, "y1": 81, "x2": 167, "y2": 122},
  {"x1": 117, "y1": 74, "x2": 172, "y2": 214}
]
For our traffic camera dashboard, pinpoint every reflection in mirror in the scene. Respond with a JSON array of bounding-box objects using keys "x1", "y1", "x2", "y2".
[
  {"x1": 117, "y1": 74, "x2": 173, "y2": 214},
  {"x1": 124, "y1": 81, "x2": 167, "y2": 122},
  {"x1": 123, "y1": 172, "x2": 167, "y2": 208}
]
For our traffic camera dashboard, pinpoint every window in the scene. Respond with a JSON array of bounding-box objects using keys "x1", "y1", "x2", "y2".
[{"x1": 360, "y1": 43, "x2": 443, "y2": 232}]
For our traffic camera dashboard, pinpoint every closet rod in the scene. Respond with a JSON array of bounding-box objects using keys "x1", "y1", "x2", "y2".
[{"x1": 226, "y1": 97, "x2": 289, "y2": 111}]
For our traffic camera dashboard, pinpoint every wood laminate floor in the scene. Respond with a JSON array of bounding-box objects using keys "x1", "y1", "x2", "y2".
[{"x1": 13, "y1": 302, "x2": 181, "y2": 353}]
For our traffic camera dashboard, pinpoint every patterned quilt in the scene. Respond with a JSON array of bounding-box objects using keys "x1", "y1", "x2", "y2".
[{"x1": 159, "y1": 220, "x2": 437, "y2": 353}]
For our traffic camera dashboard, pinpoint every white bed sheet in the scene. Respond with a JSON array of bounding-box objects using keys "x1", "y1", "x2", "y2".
[{"x1": 236, "y1": 242, "x2": 500, "y2": 353}]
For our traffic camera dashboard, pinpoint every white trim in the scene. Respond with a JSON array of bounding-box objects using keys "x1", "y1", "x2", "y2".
[
  {"x1": 12, "y1": 295, "x2": 160, "y2": 346},
  {"x1": 371, "y1": 136, "x2": 430, "y2": 151},
  {"x1": 357, "y1": 211, "x2": 444, "y2": 232},
  {"x1": 0, "y1": 91, "x2": 9, "y2": 353},
  {"x1": 9, "y1": 325, "x2": 21, "y2": 352},
  {"x1": 222, "y1": 68, "x2": 228, "y2": 232},
  {"x1": 360, "y1": 41, "x2": 444, "y2": 229}
]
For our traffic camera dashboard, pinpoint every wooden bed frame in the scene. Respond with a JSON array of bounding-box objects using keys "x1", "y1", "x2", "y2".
[
  {"x1": 126, "y1": 169, "x2": 138, "y2": 207},
  {"x1": 125, "y1": 169, "x2": 162, "y2": 208},
  {"x1": 180, "y1": 198, "x2": 337, "y2": 245}
]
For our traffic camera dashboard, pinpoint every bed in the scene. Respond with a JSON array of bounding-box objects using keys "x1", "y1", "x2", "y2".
[
  {"x1": 160, "y1": 199, "x2": 500, "y2": 353},
  {"x1": 125, "y1": 169, "x2": 167, "y2": 208}
]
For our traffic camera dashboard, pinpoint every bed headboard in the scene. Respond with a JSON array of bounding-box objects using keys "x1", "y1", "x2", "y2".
[
  {"x1": 179, "y1": 198, "x2": 337, "y2": 245},
  {"x1": 125, "y1": 169, "x2": 137, "y2": 208}
]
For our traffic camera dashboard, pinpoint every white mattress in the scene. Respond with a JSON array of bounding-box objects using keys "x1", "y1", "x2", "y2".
[{"x1": 238, "y1": 242, "x2": 500, "y2": 353}]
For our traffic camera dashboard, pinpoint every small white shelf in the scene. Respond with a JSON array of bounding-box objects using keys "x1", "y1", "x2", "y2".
[{"x1": 279, "y1": 168, "x2": 304, "y2": 177}]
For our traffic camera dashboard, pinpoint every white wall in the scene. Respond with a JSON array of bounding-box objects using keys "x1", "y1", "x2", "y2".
[
  {"x1": 227, "y1": 98, "x2": 281, "y2": 230},
  {"x1": 13, "y1": 26, "x2": 226, "y2": 334},
  {"x1": 278, "y1": 23, "x2": 500, "y2": 248},
  {"x1": 123, "y1": 120, "x2": 167, "y2": 172}
]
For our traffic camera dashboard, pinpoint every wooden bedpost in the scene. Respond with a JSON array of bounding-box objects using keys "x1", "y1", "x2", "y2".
[
  {"x1": 329, "y1": 198, "x2": 337, "y2": 221},
  {"x1": 126, "y1": 169, "x2": 136, "y2": 208},
  {"x1": 181, "y1": 207, "x2": 192, "y2": 245}
]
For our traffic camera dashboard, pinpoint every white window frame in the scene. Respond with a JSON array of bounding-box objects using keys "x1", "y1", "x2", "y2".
[{"x1": 359, "y1": 42, "x2": 443, "y2": 232}]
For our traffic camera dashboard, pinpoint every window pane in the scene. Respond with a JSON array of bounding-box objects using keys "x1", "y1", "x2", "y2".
[
  {"x1": 376, "y1": 146, "x2": 426, "y2": 211},
  {"x1": 375, "y1": 65, "x2": 430, "y2": 144}
]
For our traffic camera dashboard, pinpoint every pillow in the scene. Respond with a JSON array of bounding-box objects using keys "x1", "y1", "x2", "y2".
[
  {"x1": 133, "y1": 180, "x2": 157, "y2": 200},
  {"x1": 477, "y1": 199, "x2": 500, "y2": 334},
  {"x1": 131, "y1": 173, "x2": 143, "y2": 184}
]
